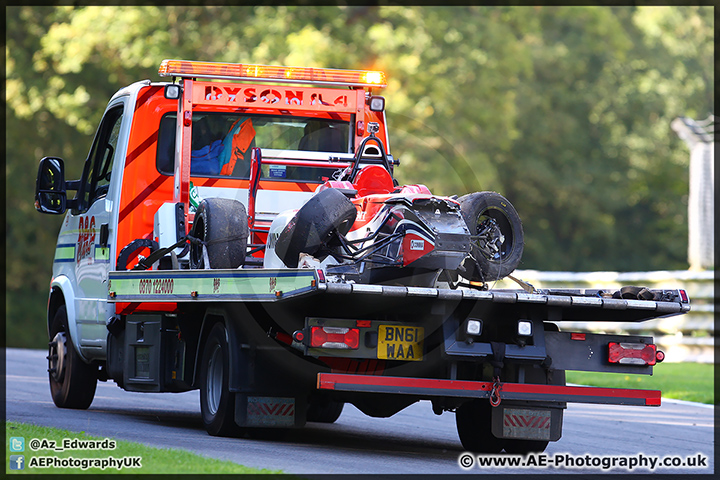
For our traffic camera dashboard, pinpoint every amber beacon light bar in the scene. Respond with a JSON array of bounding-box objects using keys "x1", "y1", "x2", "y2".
[{"x1": 159, "y1": 59, "x2": 387, "y2": 88}]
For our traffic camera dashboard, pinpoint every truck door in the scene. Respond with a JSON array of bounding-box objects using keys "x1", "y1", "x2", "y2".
[{"x1": 73, "y1": 101, "x2": 127, "y2": 359}]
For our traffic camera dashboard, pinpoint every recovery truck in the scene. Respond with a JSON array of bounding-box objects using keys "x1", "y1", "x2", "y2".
[{"x1": 35, "y1": 59, "x2": 690, "y2": 454}]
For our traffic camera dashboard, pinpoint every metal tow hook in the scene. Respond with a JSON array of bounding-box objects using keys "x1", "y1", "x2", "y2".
[{"x1": 489, "y1": 376, "x2": 502, "y2": 407}]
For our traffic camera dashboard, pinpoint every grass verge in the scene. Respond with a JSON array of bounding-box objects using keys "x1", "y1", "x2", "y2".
[
  {"x1": 566, "y1": 362, "x2": 714, "y2": 405},
  {"x1": 5, "y1": 421, "x2": 284, "y2": 475}
]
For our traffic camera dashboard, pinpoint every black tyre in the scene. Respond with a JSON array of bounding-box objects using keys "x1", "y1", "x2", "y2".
[
  {"x1": 190, "y1": 198, "x2": 248, "y2": 269},
  {"x1": 48, "y1": 306, "x2": 97, "y2": 409},
  {"x1": 458, "y1": 191, "x2": 523, "y2": 282},
  {"x1": 307, "y1": 399, "x2": 344, "y2": 423},
  {"x1": 503, "y1": 338, "x2": 562, "y2": 455},
  {"x1": 275, "y1": 188, "x2": 357, "y2": 268},
  {"x1": 456, "y1": 399, "x2": 505, "y2": 453},
  {"x1": 200, "y1": 322, "x2": 240, "y2": 437}
]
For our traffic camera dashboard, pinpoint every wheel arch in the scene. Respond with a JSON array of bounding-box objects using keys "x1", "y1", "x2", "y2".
[
  {"x1": 48, "y1": 276, "x2": 88, "y2": 362},
  {"x1": 192, "y1": 307, "x2": 247, "y2": 392}
]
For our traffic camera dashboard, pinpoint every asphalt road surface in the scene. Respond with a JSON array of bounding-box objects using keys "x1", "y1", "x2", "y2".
[{"x1": 5, "y1": 348, "x2": 714, "y2": 475}]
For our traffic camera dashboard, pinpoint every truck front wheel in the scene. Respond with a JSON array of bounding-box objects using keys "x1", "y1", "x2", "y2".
[
  {"x1": 200, "y1": 322, "x2": 240, "y2": 436},
  {"x1": 48, "y1": 306, "x2": 97, "y2": 409}
]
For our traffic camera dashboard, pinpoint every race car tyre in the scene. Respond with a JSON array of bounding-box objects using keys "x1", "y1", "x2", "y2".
[
  {"x1": 48, "y1": 305, "x2": 97, "y2": 409},
  {"x1": 456, "y1": 400, "x2": 505, "y2": 453},
  {"x1": 275, "y1": 188, "x2": 357, "y2": 268},
  {"x1": 200, "y1": 322, "x2": 240, "y2": 437},
  {"x1": 190, "y1": 198, "x2": 247, "y2": 269},
  {"x1": 307, "y1": 399, "x2": 344, "y2": 423},
  {"x1": 458, "y1": 191, "x2": 524, "y2": 282}
]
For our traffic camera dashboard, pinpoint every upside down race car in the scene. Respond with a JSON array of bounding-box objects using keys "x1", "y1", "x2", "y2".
[{"x1": 192, "y1": 128, "x2": 525, "y2": 288}]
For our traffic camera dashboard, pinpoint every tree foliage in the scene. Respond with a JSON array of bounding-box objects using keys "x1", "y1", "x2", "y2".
[{"x1": 6, "y1": 6, "x2": 713, "y2": 347}]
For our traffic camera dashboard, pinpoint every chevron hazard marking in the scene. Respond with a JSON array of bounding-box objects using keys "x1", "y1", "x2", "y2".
[
  {"x1": 502, "y1": 408, "x2": 552, "y2": 440},
  {"x1": 246, "y1": 397, "x2": 295, "y2": 427}
]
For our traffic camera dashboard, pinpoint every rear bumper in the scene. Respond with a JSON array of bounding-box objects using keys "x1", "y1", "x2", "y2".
[{"x1": 317, "y1": 373, "x2": 661, "y2": 406}]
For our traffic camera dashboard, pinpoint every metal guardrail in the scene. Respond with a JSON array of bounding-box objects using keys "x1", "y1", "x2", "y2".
[{"x1": 494, "y1": 270, "x2": 715, "y2": 363}]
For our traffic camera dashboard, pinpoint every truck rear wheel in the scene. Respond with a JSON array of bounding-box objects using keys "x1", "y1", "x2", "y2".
[
  {"x1": 275, "y1": 188, "x2": 356, "y2": 268},
  {"x1": 458, "y1": 191, "x2": 523, "y2": 282},
  {"x1": 456, "y1": 399, "x2": 505, "y2": 453},
  {"x1": 307, "y1": 399, "x2": 344, "y2": 423},
  {"x1": 200, "y1": 322, "x2": 240, "y2": 436},
  {"x1": 48, "y1": 306, "x2": 97, "y2": 409},
  {"x1": 190, "y1": 198, "x2": 248, "y2": 269}
]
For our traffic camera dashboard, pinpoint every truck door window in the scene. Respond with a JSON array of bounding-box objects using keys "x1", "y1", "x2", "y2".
[
  {"x1": 78, "y1": 106, "x2": 124, "y2": 210},
  {"x1": 156, "y1": 113, "x2": 351, "y2": 182}
]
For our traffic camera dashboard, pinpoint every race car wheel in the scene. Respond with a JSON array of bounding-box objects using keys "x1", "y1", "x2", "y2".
[
  {"x1": 456, "y1": 399, "x2": 505, "y2": 453},
  {"x1": 275, "y1": 188, "x2": 357, "y2": 268},
  {"x1": 458, "y1": 191, "x2": 524, "y2": 282},
  {"x1": 190, "y1": 198, "x2": 247, "y2": 269},
  {"x1": 48, "y1": 305, "x2": 97, "y2": 409},
  {"x1": 307, "y1": 399, "x2": 344, "y2": 423},
  {"x1": 200, "y1": 322, "x2": 240, "y2": 437}
]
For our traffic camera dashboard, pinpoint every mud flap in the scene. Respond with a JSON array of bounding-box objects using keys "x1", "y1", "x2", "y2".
[
  {"x1": 491, "y1": 405, "x2": 563, "y2": 441},
  {"x1": 234, "y1": 394, "x2": 306, "y2": 428}
]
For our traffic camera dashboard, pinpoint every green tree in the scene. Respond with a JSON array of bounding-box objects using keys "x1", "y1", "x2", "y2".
[{"x1": 6, "y1": 6, "x2": 712, "y2": 348}]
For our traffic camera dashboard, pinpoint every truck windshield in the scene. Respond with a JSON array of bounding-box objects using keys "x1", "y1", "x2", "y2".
[{"x1": 156, "y1": 113, "x2": 351, "y2": 181}]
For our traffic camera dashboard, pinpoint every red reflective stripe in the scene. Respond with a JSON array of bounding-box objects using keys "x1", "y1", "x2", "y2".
[
  {"x1": 115, "y1": 302, "x2": 178, "y2": 314},
  {"x1": 195, "y1": 177, "x2": 220, "y2": 187},
  {"x1": 135, "y1": 87, "x2": 158, "y2": 112},
  {"x1": 118, "y1": 175, "x2": 169, "y2": 223},
  {"x1": 125, "y1": 130, "x2": 159, "y2": 168},
  {"x1": 317, "y1": 373, "x2": 662, "y2": 403}
]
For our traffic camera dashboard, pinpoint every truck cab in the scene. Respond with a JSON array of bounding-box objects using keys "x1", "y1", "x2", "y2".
[{"x1": 37, "y1": 60, "x2": 391, "y2": 365}]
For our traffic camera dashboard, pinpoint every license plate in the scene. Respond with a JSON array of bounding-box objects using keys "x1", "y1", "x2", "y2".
[{"x1": 377, "y1": 325, "x2": 424, "y2": 361}]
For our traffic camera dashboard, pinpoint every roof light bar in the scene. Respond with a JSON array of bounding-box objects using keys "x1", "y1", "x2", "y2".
[{"x1": 159, "y1": 59, "x2": 387, "y2": 88}]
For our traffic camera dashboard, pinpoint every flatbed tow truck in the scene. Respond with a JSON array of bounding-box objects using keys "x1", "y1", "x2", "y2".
[{"x1": 36, "y1": 59, "x2": 690, "y2": 454}]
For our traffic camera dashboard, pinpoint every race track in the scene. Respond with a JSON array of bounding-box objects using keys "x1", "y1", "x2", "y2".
[{"x1": 5, "y1": 348, "x2": 714, "y2": 475}]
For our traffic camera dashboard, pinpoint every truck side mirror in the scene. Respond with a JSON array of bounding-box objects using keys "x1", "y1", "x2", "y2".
[{"x1": 35, "y1": 157, "x2": 67, "y2": 214}]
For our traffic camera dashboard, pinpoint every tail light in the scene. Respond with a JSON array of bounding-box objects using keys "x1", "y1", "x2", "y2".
[
  {"x1": 311, "y1": 326, "x2": 359, "y2": 349},
  {"x1": 608, "y1": 342, "x2": 658, "y2": 366}
]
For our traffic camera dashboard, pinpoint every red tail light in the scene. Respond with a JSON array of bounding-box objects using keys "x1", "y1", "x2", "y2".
[
  {"x1": 679, "y1": 289, "x2": 689, "y2": 303},
  {"x1": 311, "y1": 327, "x2": 359, "y2": 349},
  {"x1": 608, "y1": 342, "x2": 657, "y2": 366}
]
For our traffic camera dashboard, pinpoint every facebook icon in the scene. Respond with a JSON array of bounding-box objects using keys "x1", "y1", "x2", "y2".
[{"x1": 9, "y1": 455, "x2": 25, "y2": 470}]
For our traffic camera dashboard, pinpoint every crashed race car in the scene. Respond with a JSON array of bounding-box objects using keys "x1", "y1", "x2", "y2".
[{"x1": 191, "y1": 124, "x2": 524, "y2": 288}]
